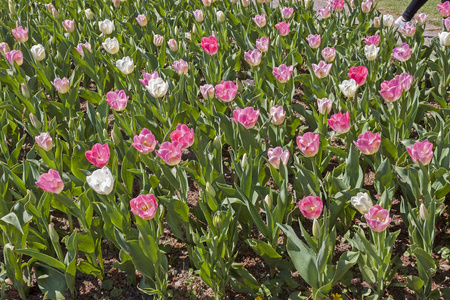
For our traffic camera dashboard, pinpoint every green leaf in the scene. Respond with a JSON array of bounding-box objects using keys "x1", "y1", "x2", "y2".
[
  {"x1": 15, "y1": 249, "x2": 65, "y2": 272},
  {"x1": 245, "y1": 239, "x2": 281, "y2": 269},
  {"x1": 35, "y1": 264, "x2": 66, "y2": 300},
  {"x1": 345, "y1": 145, "x2": 363, "y2": 189},
  {"x1": 406, "y1": 275, "x2": 424, "y2": 292}
]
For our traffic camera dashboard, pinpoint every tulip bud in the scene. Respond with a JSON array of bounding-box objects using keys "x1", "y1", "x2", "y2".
[
  {"x1": 206, "y1": 182, "x2": 216, "y2": 198},
  {"x1": 213, "y1": 213, "x2": 223, "y2": 229},
  {"x1": 167, "y1": 39, "x2": 178, "y2": 51},
  {"x1": 312, "y1": 219, "x2": 321, "y2": 238},
  {"x1": 241, "y1": 153, "x2": 248, "y2": 169},
  {"x1": 213, "y1": 136, "x2": 221, "y2": 150},
  {"x1": 9, "y1": 0, "x2": 16, "y2": 16},
  {"x1": 419, "y1": 203, "x2": 429, "y2": 220},
  {"x1": 217, "y1": 11, "x2": 225, "y2": 22},
  {"x1": 48, "y1": 224, "x2": 59, "y2": 243},
  {"x1": 29, "y1": 113, "x2": 42, "y2": 129},
  {"x1": 21, "y1": 83, "x2": 30, "y2": 98},
  {"x1": 85, "y1": 9, "x2": 94, "y2": 20},
  {"x1": 264, "y1": 195, "x2": 272, "y2": 210}
]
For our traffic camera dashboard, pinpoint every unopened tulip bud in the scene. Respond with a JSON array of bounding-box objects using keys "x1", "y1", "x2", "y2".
[
  {"x1": 213, "y1": 213, "x2": 223, "y2": 228},
  {"x1": 9, "y1": 0, "x2": 16, "y2": 16},
  {"x1": 48, "y1": 224, "x2": 59, "y2": 243},
  {"x1": 85, "y1": 9, "x2": 94, "y2": 20},
  {"x1": 167, "y1": 39, "x2": 178, "y2": 51},
  {"x1": 419, "y1": 203, "x2": 429, "y2": 220},
  {"x1": 312, "y1": 219, "x2": 321, "y2": 238},
  {"x1": 206, "y1": 182, "x2": 216, "y2": 197},
  {"x1": 217, "y1": 11, "x2": 225, "y2": 22},
  {"x1": 29, "y1": 113, "x2": 41, "y2": 129},
  {"x1": 213, "y1": 136, "x2": 221, "y2": 149},
  {"x1": 241, "y1": 153, "x2": 248, "y2": 169},
  {"x1": 264, "y1": 195, "x2": 272, "y2": 210},
  {"x1": 21, "y1": 83, "x2": 30, "y2": 98}
]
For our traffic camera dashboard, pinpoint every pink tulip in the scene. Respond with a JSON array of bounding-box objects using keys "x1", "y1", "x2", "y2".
[
  {"x1": 139, "y1": 72, "x2": 159, "y2": 86},
  {"x1": 244, "y1": 49, "x2": 262, "y2": 67},
  {"x1": 328, "y1": 111, "x2": 351, "y2": 134},
  {"x1": 12, "y1": 26, "x2": 28, "y2": 43},
  {"x1": 267, "y1": 147, "x2": 289, "y2": 169},
  {"x1": 317, "y1": 98, "x2": 332, "y2": 115},
  {"x1": 392, "y1": 43, "x2": 412, "y2": 62},
  {"x1": 202, "y1": 0, "x2": 212, "y2": 6},
  {"x1": 85, "y1": 143, "x2": 110, "y2": 168},
  {"x1": 321, "y1": 47, "x2": 336, "y2": 62},
  {"x1": 36, "y1": 169, "x2": 64, "y2": 194},
  {"x1": 402, "y1": 23, "x2": 416, "y2": 37},
  {"x1": 136, "y1": 14, "x2": 148, "y2": 26},
  {"x1": 414, "y1": 13, "x2": 428, "y2": 25},
  {"x1": 252, "y1": 14, "x2": 266, "y2": 27},
  {"x1": 167, "y1": 39, "x2": 178, "y2": 51},
  {"x1": 153, "y1": 34, "x2": 164, "y2": 46},
  {"x1": 317, "y1": 7, "x2": 331, "y2": 19},
  {"x1": 46, "y1": 3, "x2": 59, "y2": 18},
  {"x1": 215, "y1": 81, "x2": 238, "y2": 102},
  {"x1": 256, "y1": 37, "x2": 269, "y2": 52},
  {"x1": 35, "y1": 132, "x2": 53, "y2": 151},
  {"x1": 5, "y1": 50, "x2": 23, "y2": 66},
  {"x1": 156, "y1": 141, "x2": 183, "y2": 166},
  {"x1": 406, "y1": 140, "x2": 433, "y2": 165},
  {"x1": 201, "y1": 36, "x2": 219, "y2": 55},
  {"x1": 273, "y1": 64, "x2": 294, "y2": 83},
  {"x1": 329, "y1": 0, "x2": 345, "y2": 11},
  {"x1": 365, "y1": 205, "x2": 391, "y2": 232},
  {"x1": 275, "y1": 22, "x2": 290, "y2": 36},
  {"x1": 269, "y1": 105, "x2": 286, "y2": 125},
  {"x1": 0, "y1": 42, "x2": 10, "y2": 56},
  {"x1": 51, "y1": 77, "x2": 69, "y2": 94},
  {"x1": 281, "y1": 7, "x2": 294, "y2": 19},
  {"x1": 364, "y1": 34, "x2": 380, "y2": 46},
  {"x1": 354, "y1": 131, "x2": 381, "y2": 155},
  {"x1": 106, "y1": 90, "x2": 129, "y2": 111},
  {"x1": 312, "y1": 61, "x2": 332, "y2": 79},
  {"x1": 395, "y1": 73, "x2": 413, "y2": 91},
  {"x1": 130, "y1": 194, "x2": 158, "y2": 220},
  {"x1": 132, "y1": 128, "x2": 158, "y2": 154},
  {"x1": 297, "y1": 132, "x2": 320, "y2": 157},
  {"x1": 231, "y1": 107, "x2": 260, "y2": 129},
  {"x1": 437, "y1": 1, "x2": 450, "y2": 17},
  {"x1": 62, "y1": 20, "x2": 75, "y2": 33},
  {"x1": 200, "y1": 84, "x2": 215, "y2": 100},
  {"x1": 361, "y1": 1, "x2": 372, "y2": 13},
  {"x1": 348, "y1": 66, "x2": 368, "y2": 86},
  {"x1": 444, "y1": 17, "x2": 450, "y2": 31},
  {"x1": 298, "y1": 196, "x2": 323, "y2": 220},
  {"x1": 75, "y1": 42, "x2": 91, "y2": 55},
  {"x1": 306, "y1": 34, "x2": 321, "y2": 49},
  {"x1": 170, "y1": 124, "x2": 194, "y2": 148},
  {"x1": 173, "y1": 59, "x2": 189, "y2": 75},
  {"x1": 379, "y1": 78, "x2": 403, "y2": 102}
]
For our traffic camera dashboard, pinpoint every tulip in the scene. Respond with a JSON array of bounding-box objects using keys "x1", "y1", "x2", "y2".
[
  {"x1": 273, "y1": 64, "x2": 294, "y2": 83},
  {"x1": 393, "y1": 43, "x2": 412, "y2": 61},
  {"x1": 257, "y1": 0, "x2": 265, "y2": 4},
  {"x1": 361, "y1": 1, "x2": 372, "y2": 13},
  {"x1": 170, "y1": 124, "x2": 195, "y2": 148},
  {"x1": 31, "y1": 44, "x2": 46, "y2": 61},
  {"x1": 306, "y1": 34, "x2": 321, "y2": 49},
  {"x1": 275, "y1": 22, "x2": 290, "y2": 36},
  {"x1": 99, "y1": 19, "x2": 114, "y2": 34},
  {"x1": 136, "y1": 14, "x2": 147, "y2": 26},
  {"x1": 132, "y1": 128, "x2": 158, "y2": 154},
  {"x1": 304, "y1": 0, "x2": 312, "y2": 8},
  {"x1": 244, "y1": 49, "x2": 262, "y2": 67},
  {"x1": 444, "y1": 17, "x2": 450, "y2": 31},
  {"x1": 12, "y1": 26, "x2": 28, "y2": 43},
  {"x1": 202, "y1": 0, "x2": 212, "y2": 6},
  {"x1": 130, "y1": 194, "x2": 158, "y2": 220},
  {"x1": 173, "y1": 59, "x2": 189, "y2": 75},
  {"x1": 374, "y1": 17, "x2": 381, "y2": 28},
  {"x1": 339, "y1": 79, "x2": 358, "y2": 98},
  {"x1": 113, "y1": 0, "x2": 120, "y2": 8},
  {"x1": 139, "y1": 71, "x2": 159, "y2": 86},
  {"x1": 62, "y1": 20, "x2": 75, "y2": 33},
  {"x1": 217, "y1": 11, "x2": 225, "y2": 22},
  {"x1": 75, "y1": 42, "x2": 91, "y2": 56},
  {"x1": 156, "y1": 141, "x2": 183, "y2": 166},
  {"x1": 215, "y1": 81, "x2": 238, "y2": 102},
  {"x1": 241, "y1": 153, "x2": 248, "y2": 169},
  {"x1": 51, "y1": 77, "x2": 69, "y2": 94},
  {"x1": 86, "y1": 167, "x2": 114, "y2": 195},
  {"x1": 364, "y1": 34, "x2": 381, "y2": 46},
  {"x1": 348, "y1": 66, "x2": 368, "y2": 86},
  {"x1": 36, "y1": 169, "x2": 64, "y2": 194},
  {"x1": 414, "y1": 13, "x2": 428, "y2": 25},
  {"x1": 365, "y1": 205, "x2": 391, "y2": 232},
  {"x1": 402, "y1": 23, "x2": 416, "y2": 37},
  {"x1": 153, "y1": 34, "x2": 164, "y2": 46},
  {"x1": 116, "y1": 56, "x2": 134, "y2": 74},
  {"x1": 321, "y1": 46, "x2": 336, "y2": 62},
  {"x1": 297, "y1": 132, "x2": 320, "y2": 157},
  {"x1": 46, "y1": 3, "x2": 59, "y2": 18},
  {"x1": 167, "y1": 39, "x2": 178, "y2": 51},
  {"x1": 242, "y1": 0, "x2": 250, "y2": 7},
  {"x1": 269, "y1": 105, "x2": 286, "y2": 125},
  {"x1": 85, "y1": 9, "x2": 94, "y2": 20},
  {"x1": 185, "y1": 32, "x2": 192, "y2": 40},
  {"x1": 312, "y1": 219, "x2": 321, "y2": 238},
  {"x1": 231, "y1": 107, "x2": 260, "y2": 129},
  {"x1": 200, "y1": 84, "x2": 215, "y2": 100},
  {"x1": 267, "y1": 147, "x2": 289, "y2": 169},
  {"x1": 379, "y1": 78, "x2": 403, "y2": 102},
  {"x1": 382, "y1": 14, "x2": 394, "y2": 27},
  {"x1": 201, "y1": 36, "x2": 219, "y2": 55},
  {"x1": 437, "y1": 1, "x2": 450, "y2": 17},
  {"x1": 312, "y1": 61, "x2": 332, "y2": 79},
  {"x1": 419, "y1": 203, "x2": 429, "y2": 220},
  {"x1": 439, "y1": 32, "x2": 450, "y2": 46},
  {"x1": 351, "y1": 192, "x2": 373, "y2": 214},
  {"x1": 105, "y1": 90, "x2": 128, "y2": 111},
  {"x1": 252, "y1": 14, "x2": 266, "y2": 27},
  {"x1": 354, "y1": 131, "x2": 381, "y2": 155},
  {"x1": 0, "y1": 42, "x2": 10, "y2": 56},
  {"x1": 102, "y1": 37, "x2": 120, "y2": 55},
  {"x1": 317, "y1": 7, "x2": 331, "y2": 19},
  {"x1": 298, "y1": 196, "x2": 323, "y2": 220},
  {"x1": 328, "y1": 111, "x2": 351, "y2": 134},
  {"x1": 317, "y1": 98, "x2": 332, "y2": 115},
  {"x1": 406, "y1": 139, "x2": 433, "y2": 165},
  {"x1": 281, "y1": 7, "x2": 294, "y2": 19},
  {"x1": 85, "y1": 143, "x2": 110, "y2": 168},
  {"x1": 35, "y1": 132, "x2": 53, "y2": 151},
  {"x1": 6, "y1": 50, "x2": 23, "y2": 66},
  {"x1": 193, "y1": 10, "x2": 204, "y2": 22},
  {"x1": 256, "y1": 37, "x2": 269, "y2": 52},
  {"x1": 365, "y1": 44, "x2": 380, "y2": 61},
  {"x1": 21, "y1": 83, "x2": 30, "y2": 98},
  {"x1": 146, "y1": 78, "x2": 169, "y2": 98},
  {"x1": 395, "y1": 73, "x2": 413, "y2": 91},
  {"x1": 329, "y1": 0, "x2": 345, "y2": 11}
]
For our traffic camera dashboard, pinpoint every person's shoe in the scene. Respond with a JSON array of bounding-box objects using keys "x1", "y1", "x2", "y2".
[{"x1": 394, "y1": 16, "x2": 408, "y2": 30}]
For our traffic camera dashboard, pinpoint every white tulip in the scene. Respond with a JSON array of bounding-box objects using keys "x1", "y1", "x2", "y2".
[
  {"x1": 85, "y1": 9, "x2": 94, "y2": 20},
  {"x1": 86, "y1": 167, "x2": 114, "y2": 195},
  {"x1": 439, "y1": 32, "x2": 450, "y2": 46},
  {"x1": 364, "y1": 44, "x2": 380, "y2": 61},
  {"x1": 350, "y1": 192, "x2": 373, "y2": 214},
  {"x1": 339, "y1": 79, "x2": 359, "y2": 98},
  {"x1": 217, "y1": 11, "x2": 225, "y2": 23},
  {"x1": 99, "y1": 19, "x2": 114, "y2": 35},
  {"x1": 146, "y1": 78, "x2": 169, "y2": 98},
  {"x1": 116, "y1": 56, "x2": 134, "y2": 74},
  {"x1": 102, "y1": 37, "x2": 120, "y2": 55},
  {"x1": 419, "y1": 203, "x2": 429, "y2": 220},
  {"x1": 31, "y1": 44, "x2": 46, "y2": 61},
  {"x1": 382, "y1": 14, "x2": 394, "y2": 27}
]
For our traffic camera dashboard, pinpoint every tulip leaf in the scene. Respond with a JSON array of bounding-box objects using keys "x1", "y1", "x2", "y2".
[
  {"x1": 245, "y1": 239, "x2": 281, "y2": 269},
  {"x1": 35, "y1": 264, "x2": 67, "y2": 300}
]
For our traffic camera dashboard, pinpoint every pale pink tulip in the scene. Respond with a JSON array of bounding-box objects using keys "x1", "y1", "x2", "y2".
[
  {"x1": 193, "y1": 10, "x2": 204, "y2": 22},
  {"x1": 253, "y1": 14, "x2": 266, "y2": 27},
  {"x1": 328, "y1": 111, "x2": 351, "y2": 134},
  {"x1": 167, "y1": 39, "x2": 178, "y2": 51},
  {"x1": 354, "y1": 131, "x2": 381, "y2": 155},
  {"x1": 392, "y1": 43, "x2": 412, "y2": 62},
  {"x1": 0, "y1": 42, "x2": 10, "y2": 56},
  {"x1": 173, "y1": 59, "x2": 189, "y2": 75},
  {"x1": 361, "y1": 1, "x2": 372, "y2": 13},
  {"x1": 5, "y1": 50, "x2": 23, "y2": 66},
  {"x1": 244, "y1": 49, "x2": 262, "y2": 67},
  {"x1": 200, "y1": 84, "x2": 215, "y2": 100},
  {"x1": 317, "y1": 7, "x2": 331, "y2": 19},
  {"x1": 268, "y1": 147, "x2": 289, "y2": 169},
  {"x1": 297, "y1": 132, "x2": 320, "y2": 157},
  {"x1": 139, "y1": 72, "x2": 159, "y2": 86},
  {"x1": 402, "y1": 23, "x2": 416, "y2": 37},
  {"x1": 414, "y1": 13, "x2": 428, "y2": 25},
  {"x1": 215, "y1": 81, "x2": 238, "y2": 102},
  {"x1": 317, "y1": 98, "x2": 332, "y2": 115},
  {"x1": 256, "y1": 37, "x2": 269, "y2": 52},
  {"x1": 312, "y1": 61, "x2": 332, "y2": 79},
  {"x1": 273, "y1": 64, "x2": 294, "y2": 83},
  {"x1": 36, "y1": 169, "x2": 64, "y2": 194},
  {"x1": 444, "y1": 17, "x2": 450, "y2": 31},
  {"x1": 156, "y1": 142, "x2": 183, "y2": 166},
  {"x1": 62, "y1": 20, "x2": 75, "y2": 33},
  {"x1": 275, "y1": 22, "x2": 290, "y2": 36},
  {"x1": 136, "y1": 14, "x2": 148, "y2": 26},
  {"x1": 406, "y1": 140, "x2": 433, "y2": 165},
  {"x1": 231, "y1": 107, "x2": 260, "y2": 129},
  {"x1": 51, "y1": 77, "x2": 69, "y2": 94},
  {"x1": 35, "y1": 132, "x2": 53, "y2": 151},
  {"x1": 12, "y1": 26, "x2": 28, "y2": 43},
  {"x1": 437, "y1": 1, "x2": 450, "y2": 17},
  {"x1": 269, "y1": 105, "x2": 286, "y2": 125},
  {"x1": 281, "y1": 7, "x2": 294, "y2": 19},
  {"x1": 170, "y1": 124, "x2": 194, "y2": 148},
  {"x1": 106, "y1": 90, "x2": 128, "y2": 111},
  {"x1": 75, "y1": 42, "x2": 91, "y2": 55},
  {"x1": 85, "y1": 143, "x2": 110, "y2": 168},
  {"x1": 395, "y1": 73, "x2": 413, "y2": 91},
  {"x1": 365, "y1": 205, "x2": 391, "y2": 232},
  {"x1": 306, "y1": 34, "x2": 321, "y2": 49},
  {"x1": 379, "y1": 78, "x2": 403, "y2": 102},
  {"x1": 132, "y1": 128, "x2": 158, "y2": 154},
  {"x1": 321, "y1": 47, "x2": 336, "y2": 62},
  {"x1": 130, "y1": 194, "x2": 158, "y2": 220},
  {"x1": 298, "y1": 196, "x2": 323, "y2": 219}
]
